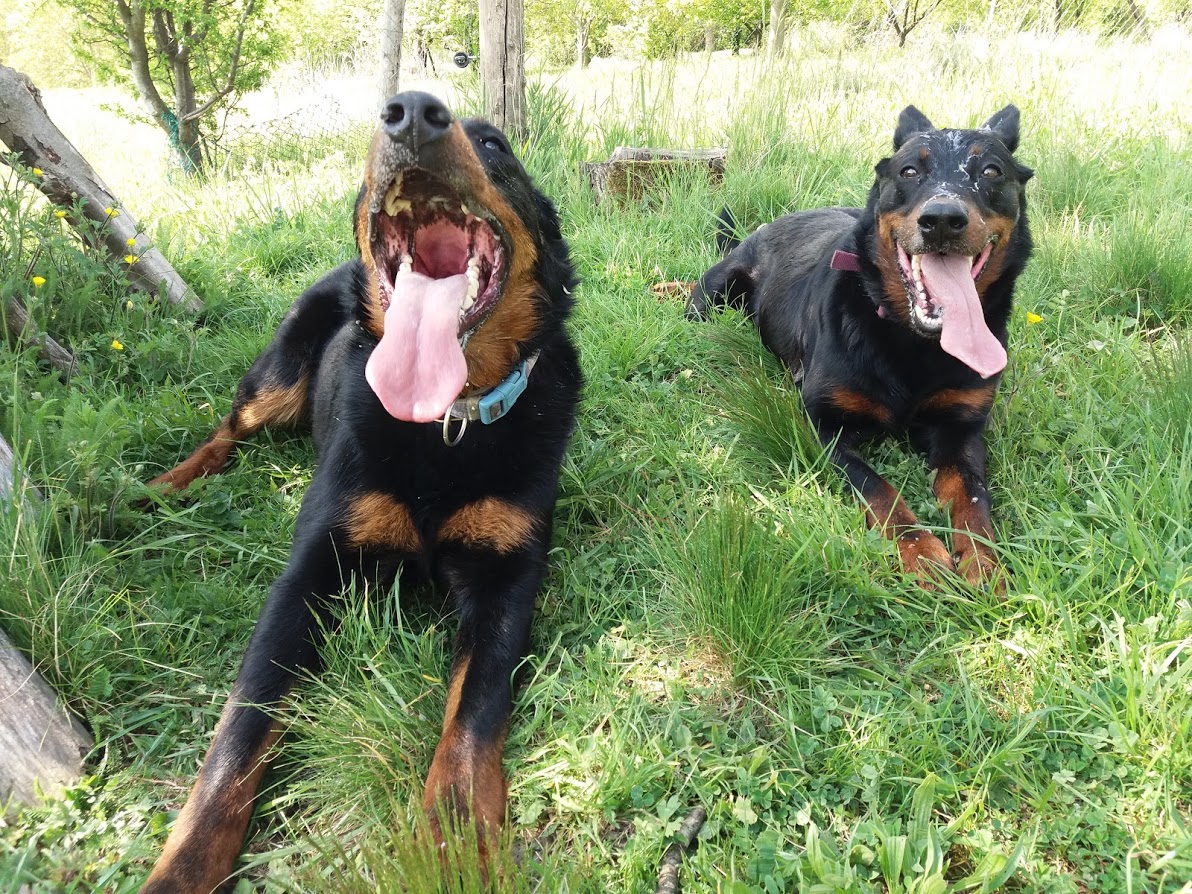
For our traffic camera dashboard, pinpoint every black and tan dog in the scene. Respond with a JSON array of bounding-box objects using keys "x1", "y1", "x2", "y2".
[
  {"x1": 688, "y1": 105, "x2": 1032, "y2": 590},
  {"x1": 140, "y1": 92, "x2": 581, "y2": 893}
]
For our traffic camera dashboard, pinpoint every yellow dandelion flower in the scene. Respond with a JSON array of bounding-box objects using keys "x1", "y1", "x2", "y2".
[
  {"x1": 126, "y1": 237, "x2": 137, "y2": 247},
  {"x1": 32, "y1": 167, "x2": 43, "y2": 177},
  {"x1": 111, "y1": 339, "x2": 124, "y2": 351},
  {"x1": 1026, "y1": 312, "x2": 1043, "y2": 325},
  {"x1": 54, "y1": 209, "x2": 67, "y2": 219},
  {"x1": 126, "y1": 299, "x2": 134, "y2": 310},
  {"x1": 125, "y1": 254, "x2": 138, "y2": 265},
  {"x1": 104, "y1": 206, "x2": 118, "y2": 218},
  {"x1": 31, "y1": 275, "x2": 46, "y2": 287}
]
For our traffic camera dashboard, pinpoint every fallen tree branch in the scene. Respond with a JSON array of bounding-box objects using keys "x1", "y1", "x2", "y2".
[
  {"x1": 654, "y1": 806, "x2": 706, "y2": 894},
  {"x1": 5, "y1": 298, "x2": 78, "y2": 378},
  {"x1": 0, "y1": 431, "x2": 43, "y2": 509},
  {"x1": 0, "y1": 625, "x2": 92, "y2": 814},
  {"x1": 0, "y1": 65, "x2": 202, "y2": 314}
]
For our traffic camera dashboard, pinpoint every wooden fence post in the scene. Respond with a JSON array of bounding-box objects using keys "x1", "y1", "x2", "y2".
[{"x1": 479, "y1": 0, "x2": 527, "y2": 141}]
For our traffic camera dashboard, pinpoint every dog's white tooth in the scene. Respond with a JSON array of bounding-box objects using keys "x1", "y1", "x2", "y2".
[{"x1": 461, "y1": 203, "x2": 470, "y2": 215}]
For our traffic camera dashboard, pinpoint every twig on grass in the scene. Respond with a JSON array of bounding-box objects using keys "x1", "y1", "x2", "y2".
[{"x1": 653, "y1": 806, "x2": 706, "y2": 894}]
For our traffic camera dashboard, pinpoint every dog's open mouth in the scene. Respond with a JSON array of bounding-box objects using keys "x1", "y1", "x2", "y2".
[
  {"x1": 893, "y1": 239, "x2": 1006, "y2": 378},
  {"x1": 371, "y1": 169, "x2": 507, "y2": 333},
  {"x1": 365, "y1": 169, "x2": 510, "y2": 423},
  {"x1": 895, "y1": 241, "x2": 992, "y2": 334}
]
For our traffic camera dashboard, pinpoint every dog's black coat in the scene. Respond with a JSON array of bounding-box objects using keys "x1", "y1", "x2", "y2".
[
  {"x1": 688, "y1": 106, "x2": 1033, "y2": 587},
  {"x1": 141, "y1": 92, "x2": 580, "y2": 893}
]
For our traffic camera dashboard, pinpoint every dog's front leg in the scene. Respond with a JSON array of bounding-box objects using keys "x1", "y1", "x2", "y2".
[
  {"x1": 814, "y1": 419, "x2": 954, "y2": 585},
  {"x1": 926, "y1": 424, "x2": 1004, "y2": 595},
  {"x1": 425, "y1": 505, "x2": 549, "y2": 863},
  {"x1": 141, "y1": 529, "x2": 347, "y2": 894}
]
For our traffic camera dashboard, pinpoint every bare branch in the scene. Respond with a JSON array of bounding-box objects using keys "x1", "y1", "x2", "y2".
[{"x1": 654, "y1": 807, "x2": 706, "y2": 894}]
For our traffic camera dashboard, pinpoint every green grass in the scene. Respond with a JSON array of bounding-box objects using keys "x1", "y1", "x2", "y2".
[{"x1": 3, "y1": 24, "x2": 1192, "y2": 894}]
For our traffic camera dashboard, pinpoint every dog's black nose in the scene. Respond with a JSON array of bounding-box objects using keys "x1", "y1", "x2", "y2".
[
  {"x1": 381, "y1": 92, "x2": 453, "y2": 147},
  {"x1": 917, "y1": 201, "x2": 969, "y2": 237}
]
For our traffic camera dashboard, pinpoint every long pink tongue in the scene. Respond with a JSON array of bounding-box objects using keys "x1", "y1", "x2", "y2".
[
  {"x1": 365, "y1": 270, "x2": 468, "y2": 422},
  {"x1": 919, "y1": 253, "x2": 1007, "y2": 378}
]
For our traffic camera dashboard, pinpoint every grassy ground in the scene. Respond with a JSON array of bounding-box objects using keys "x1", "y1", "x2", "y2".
[{"x1": 2, "y1": 25, "x2": 1191, "y2": 894}]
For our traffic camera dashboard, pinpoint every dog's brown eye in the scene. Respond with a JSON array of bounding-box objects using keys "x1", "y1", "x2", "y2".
[
  {"x1": 900, "y1": 165, "x2": 918, "y2": 178},
  {"x1": 982, "y1": 164, "x2": 1002, "y2": 178}
]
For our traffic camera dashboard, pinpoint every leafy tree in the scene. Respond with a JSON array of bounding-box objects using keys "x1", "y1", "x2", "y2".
[
  {"x1": 527, "y1": 0, "x2": 627, "y2": 67},
  {"x1": 61, "y1": 0, "x2": 285, "y2": 172},
  {"x1": 275, "y1": 0, "x2": 381, "y2": 71}
]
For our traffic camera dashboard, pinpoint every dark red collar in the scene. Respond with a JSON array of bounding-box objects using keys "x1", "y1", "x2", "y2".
[
  {"x1": 830, "y1": 249, "x2": 861, "y2": 272},
  {"x1": 830, "y1": 249, "x2": 889, "y2": 318}
]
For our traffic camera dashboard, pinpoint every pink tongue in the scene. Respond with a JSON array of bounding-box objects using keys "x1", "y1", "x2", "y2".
[
  {"x1": 919, "y1": 253, "x2": 1007, "y2": 378},
  {"x1": 365, "y1": 270, "x2": 468, "y2": 422}
]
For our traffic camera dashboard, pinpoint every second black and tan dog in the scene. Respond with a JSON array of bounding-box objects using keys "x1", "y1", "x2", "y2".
[{"x1": 688, "y1": 105, "x2": 1033, "y2": 590}]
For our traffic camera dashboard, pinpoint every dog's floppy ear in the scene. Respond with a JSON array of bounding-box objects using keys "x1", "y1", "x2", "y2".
[
  {"x1": 981, "y1": 105, "x2": 1021, "y2": 153},
  {"x1": 893, "y1": 106, "x2": 934, "y2": 149}
]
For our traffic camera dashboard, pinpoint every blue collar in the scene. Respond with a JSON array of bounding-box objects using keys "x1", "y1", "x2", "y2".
[{"x1": 446, "y1": 351, "x2": 539, "y2": 427}]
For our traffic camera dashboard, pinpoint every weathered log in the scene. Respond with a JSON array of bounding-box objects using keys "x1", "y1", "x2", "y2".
[
  {"x1": 0, "y1": 432, "x2": 44, "y2": 509},
  {"x1": 0, "y1": 435, "x2": 85, "y2": 812},
  {"x1": 0, "y1": 65, "x2": 202, "y2": 314},
  {"x1": 5, "y1": 298, "x2": 78, "y2": 378},
  {"x1": 583, "y1": 147, "x2": 727, "y2": 205},
  {"x1": 0, "y1": 626, "x2": 92, "y2": 813}
]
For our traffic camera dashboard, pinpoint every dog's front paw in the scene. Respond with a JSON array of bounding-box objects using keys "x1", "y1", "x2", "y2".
[
  {"x1": 896, "y1": 529, "x2": 954, "y2": 587},
  {"x1": 954, "y1": 542, "x2": 1006, "y2": 597}
]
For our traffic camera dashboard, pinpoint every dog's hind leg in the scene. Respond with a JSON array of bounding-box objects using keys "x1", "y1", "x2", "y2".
[
  {"x1": 148, "y1": 273, "x2": 352, "y2": 493},
  {"x1": 685, "y1": 255, "x2": 758, "y2": 320}
]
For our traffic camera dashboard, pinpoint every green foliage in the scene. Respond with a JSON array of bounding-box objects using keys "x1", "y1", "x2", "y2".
[
  {"x1": 275, "y1": 0, "x2": 382, "y2": 71},
  {"x1": 406, "y1": 0, "x2": 478, "y2": 59},
  {"x1": 1, "y1": 0, "x2": 97, "y2": 88},
  {"x1": 3, "y1": 24, "x2": 1192, "y2": 894}
]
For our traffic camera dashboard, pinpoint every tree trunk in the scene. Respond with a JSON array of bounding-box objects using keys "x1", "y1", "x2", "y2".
[
  {"x1": 576, "y1": 19, "x2": 592, "y2": 69},
  {"x1": 480, "y1": 0, "x2": 527, "y2": 141},
  {"x1": 0, "y1": 432, "x2": 91, "y2": 813},
  {"x1": 704, "y1": 24, "x2": 716, "y2": 54},
  {"x1": 768, "y1": 0, "x2": 788, "y2": 56},
  {"x1": 172, "y1": 47, "x2": 205, "y2": 173},
  {"x1": 378, "y1": 0, "x2": 406, "y2": 108},
  {"x1": 0, "y1": 66, "x2": 202, "y2": 314}
]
